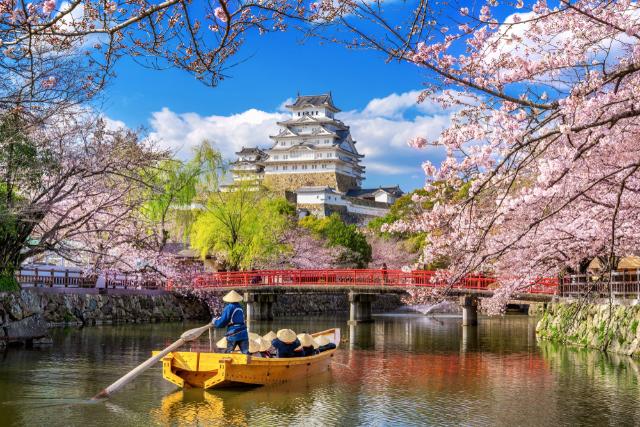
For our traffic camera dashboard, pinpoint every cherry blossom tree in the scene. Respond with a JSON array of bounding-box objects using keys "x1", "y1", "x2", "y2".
[
  {"x1": 0, "y1": 111, "x2": 167, "y2": 288},
  {"x1": 314, "y1": 1, "x2": 640, "y2": 312},
  {"x1": 0, "y1": 0, "x2": 310, "y2": 106},
  {"x1": 261, "y1": 227, "x2": 340, "y2": 269}
]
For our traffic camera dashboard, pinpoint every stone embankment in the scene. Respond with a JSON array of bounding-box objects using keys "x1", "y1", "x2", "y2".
[
  {"x1": 0, "y1": 289, "x2": 210, "y2": 349},
  {"x1": 537, "y1": 302, "x2": 640, "y2": 358}
]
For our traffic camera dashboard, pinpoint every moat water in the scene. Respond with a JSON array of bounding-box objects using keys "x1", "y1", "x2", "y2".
[{"x1": 1, "y1": 314, "x2": 640, "y2": 426}]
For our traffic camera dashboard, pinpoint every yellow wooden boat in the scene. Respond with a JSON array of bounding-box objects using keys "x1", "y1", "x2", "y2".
[{"x1": 153, "y1": 328, "x2": 340, "y2": 389}]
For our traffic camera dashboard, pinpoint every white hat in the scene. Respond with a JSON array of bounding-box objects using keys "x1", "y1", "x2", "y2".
[
  {"x1": 248, "y1": 338, "x2": 261, "y2": 354},
  {"x1": 222, "y1": 290, "x2": 243, "y2": 303},
  {"x1": 248, "y1": 332, "x2": 261, "y2": 341},
  {"x1": 257, "y1": 337, "x2": 272, "y2": 352},
  {"x1": 263, "y1": 331, "x2": 276, "y2": 342},
  {"x1": 315, "y1": 336, "x2": 332, "y2": 347},
  {"x1": 216, "y1": 337, "x2": 227, "y2": 349},
  {"x1": 276, "y1": 329, "x2": 297, "y2": 344},
  {"x1": 297, "y1": 333, "x2": 319, "y2": 349}
]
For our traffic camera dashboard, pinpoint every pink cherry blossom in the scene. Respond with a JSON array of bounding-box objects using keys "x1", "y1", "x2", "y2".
[{"x1": 42, "y1": 0, "x2": 55, "y2": 14}]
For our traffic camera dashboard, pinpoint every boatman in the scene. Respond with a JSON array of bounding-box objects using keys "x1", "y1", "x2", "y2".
[{"x1": 212, "y1": 290, "x2": 249, "y2": 354}]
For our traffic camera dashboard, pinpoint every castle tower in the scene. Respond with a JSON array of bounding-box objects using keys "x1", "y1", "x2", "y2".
[{"x1": 262, "y1": 93, "x2": 364, "y2": 193}]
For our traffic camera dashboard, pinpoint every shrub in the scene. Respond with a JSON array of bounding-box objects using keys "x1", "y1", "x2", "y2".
[{"x1": 299, "y1": 214, "x2": 372, "y2": 268}]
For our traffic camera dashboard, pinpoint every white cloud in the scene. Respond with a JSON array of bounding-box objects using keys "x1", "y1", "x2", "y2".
[
  {"x1": 148, "y1": 107, "x2": 286, "y2": 160},
  {"x1": 147, "y1": 90, "x2": 451, "y2": 186}
]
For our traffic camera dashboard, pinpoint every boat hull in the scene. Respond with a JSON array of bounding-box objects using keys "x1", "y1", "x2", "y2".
[{"x1": 153, "y1": 328, "x2": 340, "y2": 389}]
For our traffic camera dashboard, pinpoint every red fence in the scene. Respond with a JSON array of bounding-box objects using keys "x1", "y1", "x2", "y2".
[{"x1": 181, "y1": 269, "x2": 559, "y2": 295}]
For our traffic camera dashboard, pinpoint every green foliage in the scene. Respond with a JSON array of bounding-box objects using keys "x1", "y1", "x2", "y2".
[
  {"x1": 0, "y1": 270, "x2": 19, "y2": 292},
  {"x1": 299, "y1": 214, "x2": 372, "y2": 267},
  {"x1": 631, "y1": 320, "x2": 639, "y2": 335},
  {"x1": 139, "y1": 141, "x2": 224, "y2": 244},
  {"x1": 190, "y1": 184, "x2": 294, "y2": 270}
]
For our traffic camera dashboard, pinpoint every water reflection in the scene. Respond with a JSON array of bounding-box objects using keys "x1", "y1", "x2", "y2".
[{"x1": 1, "y1": 314, "x2": 640, "y2": 426}]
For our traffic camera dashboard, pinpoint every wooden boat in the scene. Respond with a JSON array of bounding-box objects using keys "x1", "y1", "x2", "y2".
[{"x1": 153, "y1": 328, "x2": 340, "y2": 389}]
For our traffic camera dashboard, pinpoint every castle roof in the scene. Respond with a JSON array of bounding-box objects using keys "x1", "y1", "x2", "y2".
[
  {"x1": 286, "y1": 93, "x2": 340, "y2": 112},
  {"x1": 346, "y1": 186, "x2": 404, "y2": 198},
  {"x1": 235, "y1": 147, "x2": 266, "y2": 156}
]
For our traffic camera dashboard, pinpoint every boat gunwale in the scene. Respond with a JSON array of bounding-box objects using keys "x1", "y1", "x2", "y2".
[{"x1": 153, "y1": 327, "x2": 340, "y2": 368}]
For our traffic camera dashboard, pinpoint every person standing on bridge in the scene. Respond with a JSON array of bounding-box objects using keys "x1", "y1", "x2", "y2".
[{"x1": 213, "y1": 290, "x2": 249, "y2": 354}]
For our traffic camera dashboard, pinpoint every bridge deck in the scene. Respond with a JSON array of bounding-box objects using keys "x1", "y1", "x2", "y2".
[{"x1": 171, "y1": 269, "x2": 558, "y2": 301}]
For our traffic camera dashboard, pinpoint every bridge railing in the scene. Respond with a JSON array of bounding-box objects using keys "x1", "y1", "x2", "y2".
[
  {"x1": 187, "y1": 269, "x2": 559, "y2": 295},
  {"x1": 559, "y1": 272, "x2": 640, "y2": 299}
]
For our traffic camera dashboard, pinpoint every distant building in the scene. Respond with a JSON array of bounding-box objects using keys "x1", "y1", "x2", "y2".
[
  {"x1": 229, "y1": 147, "x2": 267, "y2": 186},
  {"x1": 228, "y1": 93, "x2": 403, "y2": 222}
]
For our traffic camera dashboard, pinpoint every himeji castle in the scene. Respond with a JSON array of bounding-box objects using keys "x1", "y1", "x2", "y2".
[{"x1": 228, "y1": 93, "x2": 403, "y2": 222}]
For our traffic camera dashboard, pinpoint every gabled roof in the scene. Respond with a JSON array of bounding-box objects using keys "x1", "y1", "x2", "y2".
[
  {"x1": 296, "y1": 186, "x2": 338, "y2": 194},
  {"x1": 235, "y1": 146, "x2": 266, "y2": 156},
  {"x1": 346, "y1": 186, "x2": 404, "y2": 198},
  {"x1": 276, "y1": 116, "x2": 348, "y2": 129},
  {"x1": 286, "y1": 93, "x2": 341, "y2": 112}
]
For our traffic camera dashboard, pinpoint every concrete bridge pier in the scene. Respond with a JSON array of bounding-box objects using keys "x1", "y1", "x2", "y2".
[
  {"x1": 244, "y1": 293, "x2": 277, "y2": 322},
  {"x1": 460, "y1": 295, "x2": 478, "y2": 326},
  {"x1": 348, "y1": 292, "x2": 377, "y2": 325}
]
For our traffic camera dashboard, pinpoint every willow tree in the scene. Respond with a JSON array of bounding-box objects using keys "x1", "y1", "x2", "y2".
[
  {"x1": 190, "y1": 185, "x2": 294, "y2": 271},
  {"x1": 139, "y1": 141, "x2": 223, "y2": 251}
]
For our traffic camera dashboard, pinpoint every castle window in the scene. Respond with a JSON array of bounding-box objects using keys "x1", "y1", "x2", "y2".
[
  {"x1": 283, "y1": 154, "x2": 288, "y2": 159},
  {"x1": 283, "y1": 165, "x2": 288, "y2": 170}
]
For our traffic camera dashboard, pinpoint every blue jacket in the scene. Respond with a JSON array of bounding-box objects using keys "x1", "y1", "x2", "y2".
[
  {"x1": 213, "y1": 302, "x2": 248, "y2": 342},
  {"x1": 301, "y1": 346, "x2": 318, "y2": 357},
  {"x1": 271, "y1": 338, "x2": 302, "y2": 358}
]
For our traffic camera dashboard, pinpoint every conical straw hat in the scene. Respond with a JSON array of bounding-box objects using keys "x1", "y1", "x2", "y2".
[
  {"x1": 263, "y1": 331, "x2": 276, "y2": 342},
  {"x1": 257, "y1": 337, "x2": 272, "y2": 352},
  {"x1": 276, "y1": 328, "x2": 297, "y2": 344},
  {"x1": 297, "y1": 333, "x2": 319, "y2": 349},
  {"x1": 248, "y1": 338, "x2": 261, "y2": 354},
  {"x1": 248, "y1": 332, "x2": 261, "y2": 341},
  {"x1": 216, "y1": 337, "x2": 227, "y2": 349},
  {"x1": 222, "y1": 290, "x2": 243, "y2": 303},
  {"x1": 315, "y1": 335, "x2": 331, "y2": 347}
]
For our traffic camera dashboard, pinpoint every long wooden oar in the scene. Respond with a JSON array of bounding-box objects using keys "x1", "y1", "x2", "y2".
[{"x1": 92, "y1": 323, "x2": 212, "y2": 400}]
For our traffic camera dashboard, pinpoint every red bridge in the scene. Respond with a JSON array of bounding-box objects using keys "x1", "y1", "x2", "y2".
[
  {"x1": 173, "y1": 269, "x2": 559, "y2": 324},
  {"x1": 185, "y1": 268, "x2": 558, "y2": 295}
]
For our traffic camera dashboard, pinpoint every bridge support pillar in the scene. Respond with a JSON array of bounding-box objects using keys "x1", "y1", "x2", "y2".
[
  {"x1": 244, "y1": 293, "x2": 277, "y2": 322},
  {"x1": 460, "y1": 295, "x2": 478, "y2": 326},
  {"x1": 348, "y1": 292, "x2": 376, "y2": 325}
]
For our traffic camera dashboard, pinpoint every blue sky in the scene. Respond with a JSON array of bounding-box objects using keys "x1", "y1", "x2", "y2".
[{"x1": 101, "y1": 16, "x2": 456, "y2": 192}]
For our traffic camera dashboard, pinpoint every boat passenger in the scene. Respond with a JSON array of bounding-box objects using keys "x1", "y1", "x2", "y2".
[
  {"x1": 315, "y1": 335, "x2": 337, "y2": 353},
  {"x1": 297, "y1": 333, "x2": 319, "y2": 356},
  {"x1": 271, "y1": 329, "x2": 303, "y2": 358},
  {"x1": 216, "y1": 337, "x2": 228, "y2": 351},
  {"x1": 256, "y1": 337, "x2": 274, "y2": 358},
  {"x1": 262, "y1": 331, "x2": 277, "y2": 355},
  {"x1": 212, "y1": 290, "x2": 249, "y2": 354},
  {"x1": 248, "y1": 338, "x2": 262, "y2": 356}
]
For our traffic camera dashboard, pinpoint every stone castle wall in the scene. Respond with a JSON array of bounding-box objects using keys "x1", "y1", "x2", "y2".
[
  {"x1": 537, "y1": 302, "x2": 640, "y2": 357},
  {"x1": 263, "y1": 172, "x2": 359, "y2": 193}
]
